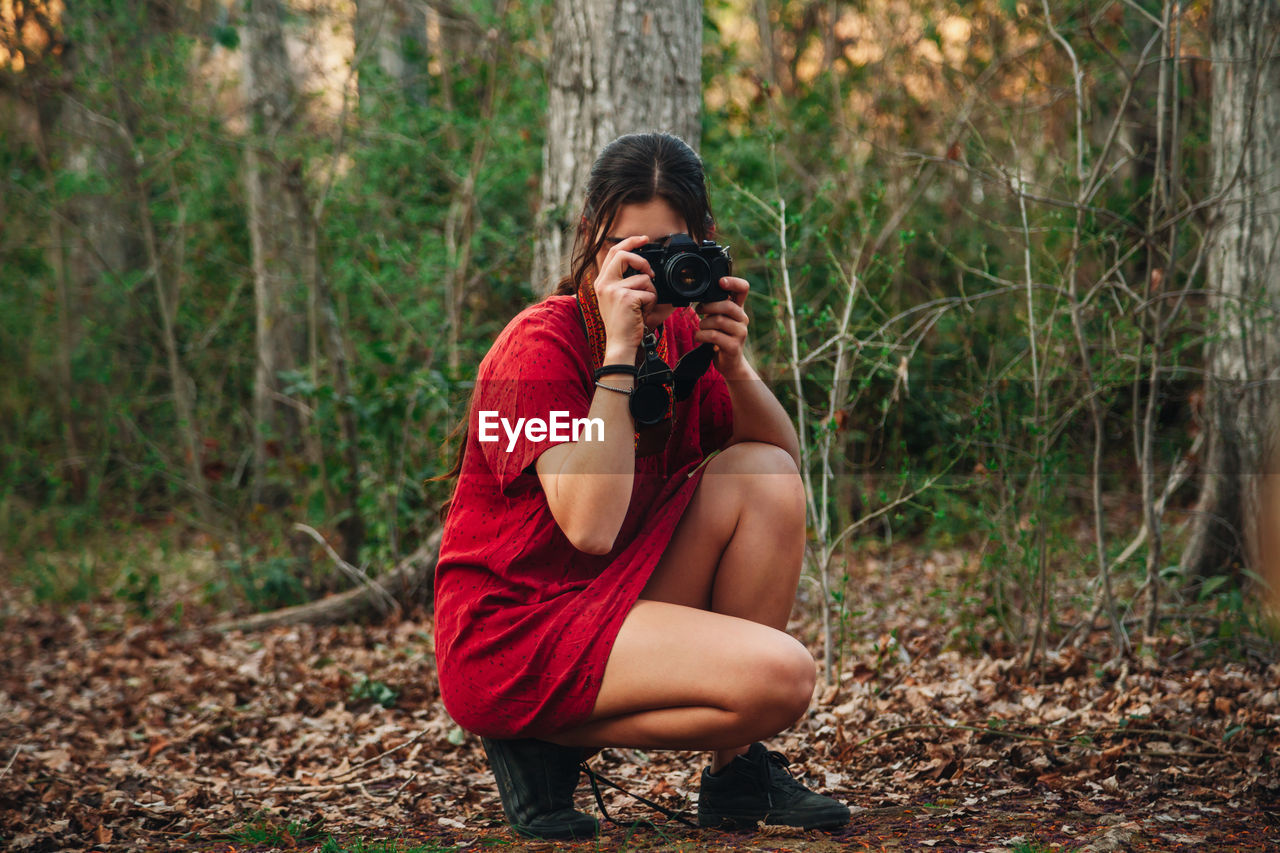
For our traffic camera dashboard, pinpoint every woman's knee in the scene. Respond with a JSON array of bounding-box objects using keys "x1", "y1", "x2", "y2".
[
  {"x1": 739, "y1": 635, "x2": 815, "y2": 732},
  {"x1": 706, "y1": 443, "x2": 806, "y2": 523},
  {"x1": 711, "y1": 441, "x2": 800, "y2": 477}
]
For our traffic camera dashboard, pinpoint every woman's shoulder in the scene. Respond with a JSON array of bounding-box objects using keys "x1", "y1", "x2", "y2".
[
  {"x1": 481, "y1": 295, "x2": 587, "y2": 375},
  {"x1": 496, "y1": 295, "x2": 582, "y2": 341}
]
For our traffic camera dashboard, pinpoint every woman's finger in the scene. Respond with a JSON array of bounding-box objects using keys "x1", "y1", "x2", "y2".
[
  {"x1": 699, "y1": 308, "x2": 749, "y2": 334},
  {"x1": 600, "y1": 235, "x2": 654, "y2": 281},
  {"x1": 697, "y1": 299, "x2": 749, "y2": 325},
  {"x1": 718, "y1": 276, "x2": 750, "y2": 306},
  {"x1": 696, "y1": 315, "x2": 745, "y2": 342},
  {"x1": 695, "y1": 327, "x2": 744, "y2": 358},
  {"x1": 612, "y1": 252, "x2": 656, "y2": 284}
]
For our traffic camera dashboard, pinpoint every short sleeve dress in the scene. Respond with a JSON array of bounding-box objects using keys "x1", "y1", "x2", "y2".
[{"x1": 433, "y1": 295, "x2": 734, "y2": 739}]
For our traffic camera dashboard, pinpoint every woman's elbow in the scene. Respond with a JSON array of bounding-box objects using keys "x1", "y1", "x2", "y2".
[
  {"x1": 573, "y1": 535, "x2": 616, "y2": 556},
  {"x1": 565, "y1": 524, "x2": 617, "y2": 555},
  {"x1": 544, "y1": 473, "x2": 632, "y2": 554},
  {"x1": 556, "y1": 510, "x2": 622, "y2": 555}
]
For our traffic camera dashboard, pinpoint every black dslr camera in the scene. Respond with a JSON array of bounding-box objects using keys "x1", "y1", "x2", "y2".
[{"x1": 624, "y1": 234, "x2": 732, "y2": 306}]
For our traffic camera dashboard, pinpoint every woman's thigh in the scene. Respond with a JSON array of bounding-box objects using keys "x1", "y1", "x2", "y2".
[
  {"x1": 563, "y1": 599, "x2": 814, "y2": 745},
  {"x1": 641, "y1": 441, "x2": 806, "y2": 627},
  {"x1": 547, "y1": 445, "x2": 812, "y2": 749}
]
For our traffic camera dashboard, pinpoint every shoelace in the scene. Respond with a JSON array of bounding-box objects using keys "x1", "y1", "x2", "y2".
[
  {"x1": 580, "y1": 760, "x2": 698, "y2": 829},
  {"x1": 758, "y1": 750, "x2": 810, "y2": 805}
]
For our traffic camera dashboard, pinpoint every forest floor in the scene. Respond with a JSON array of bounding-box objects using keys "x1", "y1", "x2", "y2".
[{"x1": 3, "y1": 548, "x2": 1279, "y2": 853}]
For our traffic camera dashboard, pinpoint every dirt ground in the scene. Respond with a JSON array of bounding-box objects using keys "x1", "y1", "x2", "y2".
[{"x1": 3, "y1": 550, "x2": 1278, "y2": 852}]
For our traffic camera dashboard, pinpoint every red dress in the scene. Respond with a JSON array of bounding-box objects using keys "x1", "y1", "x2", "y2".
[{"x1": 433, "y1": 295, "x2": 734, "y2": 739}]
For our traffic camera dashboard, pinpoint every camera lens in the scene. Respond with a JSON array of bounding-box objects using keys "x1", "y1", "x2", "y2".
[
  {"x1": 665, "y1": 253, "x2": 710, "y2": 299},
  {"x1": 630, "y1": 382, "x2": 671, "y2": 426}
]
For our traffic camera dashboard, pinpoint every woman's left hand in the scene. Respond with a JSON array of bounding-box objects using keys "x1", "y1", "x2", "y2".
[{"x1": 695, "y1": 276, "x2": 752, "y2": 379}]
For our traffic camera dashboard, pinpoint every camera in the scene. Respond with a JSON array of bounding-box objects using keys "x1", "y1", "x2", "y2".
[{"x1": 624, "y1": 234, "x2": 732, "y2": 306}]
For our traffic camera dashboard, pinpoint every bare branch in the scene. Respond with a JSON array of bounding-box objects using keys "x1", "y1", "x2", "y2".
[{"x1": 293, "y1": 523, "x2": 400, "y2": 617}]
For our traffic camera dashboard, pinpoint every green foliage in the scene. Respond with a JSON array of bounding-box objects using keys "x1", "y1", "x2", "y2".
[
  {"x1": 115, "y1": 564, "x2": 160, "y2": 618},
  {"x1": 230, "y1": 810, "x2": 327, "y2": 846},
  {"x1": 1009, "y1": 841, "x2": 1053, "y2": 853},
  {"x1": 0, "y1": 0, "x2": 1233, "y2": 664},
  {"x1": 212, "y1": 24, "x2": 239, "y2": 50},
  {"x1": 224, "y1": 552, "x2": 310, "y2": 613},
  {"x1": 1188, "y1": 571, "x2": 1280, "y2": 660},
  {"x1": 348, "y1": 674, "x2": 399, "y2": 709},
  {"x1": 1, "y1": 0, "x2": 551, "y2": 605},
  {"x1": 19, "y1": 552, "x2": 99, "y2": 605},
  {"x1": 1, "y1": 2, "x2": 251, "y2": 550},
  {"x1": 700, "y1": 0, "x2": 1214, "y2": 661},
  {"x1": 319, "y1": 836, "x2": 459, "y2": 853},
  {"x1": 228, "y1": 811, "x2": 461, "y2": 852}
]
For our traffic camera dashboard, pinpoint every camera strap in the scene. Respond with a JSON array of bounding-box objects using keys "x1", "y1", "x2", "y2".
[
  {"x1": 631, "y1": 331, "x2": 674, "y2": 427},
  {"x1": 632, "y1": 336, "x2": 716, "y2": 424},
  {"x1": 576, "y1": 280, "x2": 716, "y2": 450},
  {"x1": 673, "y1": 342, "x2": 715, "y2": 401}
]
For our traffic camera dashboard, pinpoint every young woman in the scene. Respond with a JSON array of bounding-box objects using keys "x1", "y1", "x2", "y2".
[{"x1": 433, "y1": 132, "x2": 848, "y2": 839}]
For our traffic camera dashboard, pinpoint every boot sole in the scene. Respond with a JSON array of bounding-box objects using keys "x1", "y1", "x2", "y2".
[
  {"x1": 699, "y1": 810, "x2": 850, "y2": 831},
  {"x1": 511, "y1": 817, "x2": 600, "y2": 841}
]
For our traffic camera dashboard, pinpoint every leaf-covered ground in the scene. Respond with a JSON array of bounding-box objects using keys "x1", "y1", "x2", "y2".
[{"x1": 3, "y1": 551, "x2": 1279, "y2": 852}]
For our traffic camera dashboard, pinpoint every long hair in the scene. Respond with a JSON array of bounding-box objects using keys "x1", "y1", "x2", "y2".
[{"x1": 434, "y1": 132, "x2": 714, "y2": 521}]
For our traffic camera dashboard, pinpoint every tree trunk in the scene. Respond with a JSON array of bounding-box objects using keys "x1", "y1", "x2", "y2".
[
  {"x1": 315, "y1": 259, "x2": 366, "y2": 564},
  {"x1": 1183, "y1": 0, "x2": 1280, "y2": 578},
  {"x1": 243, "y1": 0, "x2": 312, "y2": 507},
  {"x1": 532, "y1": 0, "x2": 703, "y2": 292},
  {"x1": 38, "y1": 13, "x2": 146, "y2": 503},
  {"x1": 354, "y1": 0, "x2": 429, "y2": 111},
  {"x1": 753, "y1": 0, "x2": 782, "y2": 94},
  {"x1": 1261, "y1": 425, "x2": 1280, "y2": 613},
  {"x1": 133, "y1": 155, "x2": 216, "y2": 529}
]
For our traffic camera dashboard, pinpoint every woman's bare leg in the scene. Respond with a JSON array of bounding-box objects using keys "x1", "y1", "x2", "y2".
[
  {"x1": 643, "y1": 440, "x2": 806, "y2": 627},
  {"x1": 549, "y1": 442, "x2": 810, "y2": 767},
  {"x1": 550, "y1": 599, "x2": 814, "y2": 749}
]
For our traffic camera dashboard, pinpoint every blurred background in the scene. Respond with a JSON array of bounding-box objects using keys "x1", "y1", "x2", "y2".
[{"x1": 2, "y1": 0, "x2": 1276, "y2": 669}]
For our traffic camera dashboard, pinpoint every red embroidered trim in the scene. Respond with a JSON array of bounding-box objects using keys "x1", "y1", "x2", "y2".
[{"x1": 576, "y1": 273, "x2": 669, "y2": 369}]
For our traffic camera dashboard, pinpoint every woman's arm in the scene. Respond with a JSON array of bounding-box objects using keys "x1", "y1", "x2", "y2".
[
  {"x1": 696, "y1": 277, "x2": 801, "y2": 468},
  {"x1": 534, "y1": 356, "x2": 636, "y2": 555},
  {"x1": 535, "y1": 236, "x2": 656, "y2": 554},
  {"x1": 717, "y1": 358, "x2": 800, "y2": 468}
]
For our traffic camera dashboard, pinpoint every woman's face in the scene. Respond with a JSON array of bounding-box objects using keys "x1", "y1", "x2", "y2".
[{"x1": 594, "y1": 198, "x2": 688, "y2": 330}]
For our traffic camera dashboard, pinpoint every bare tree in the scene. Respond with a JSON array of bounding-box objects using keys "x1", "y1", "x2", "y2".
[
  {"x1": 532, "y1": 0, "x2": 703, "y2": 292},
  {"x1": 243, "y1": 0, "x2": 312, "y2": 507},
  {"x1": 35, "y1": 11, "x2": 143, "y2": 504},
  {"x1": 355, "y1": 0, "x2": 429, "y2": 110},
  {"x1": 1182, "y1": 0, "x2": 1280, "y2": 579}
]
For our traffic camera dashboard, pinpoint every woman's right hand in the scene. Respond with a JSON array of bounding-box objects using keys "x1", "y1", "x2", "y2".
[{"x1": 593, "y1": 235, "x2": 656, "y2": 353}]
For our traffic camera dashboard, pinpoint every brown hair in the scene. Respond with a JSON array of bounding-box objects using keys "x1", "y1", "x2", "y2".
[
  {"x1": 434, "y1": 132, "x2": 715, "y2": 521},
  {"x1": 554, "y1": 132, "x2": 716, "y2": 296}
]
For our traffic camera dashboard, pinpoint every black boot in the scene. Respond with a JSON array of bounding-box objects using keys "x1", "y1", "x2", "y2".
[
  {"x1": 698, "y1": 743, "x2": 850, "y2": 831},
  {"x1": 480, "y1": 737, "x2": 600, "y2": 840}
]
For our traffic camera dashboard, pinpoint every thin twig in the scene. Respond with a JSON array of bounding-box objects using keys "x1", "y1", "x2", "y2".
[
  {"x1": 387, "y1": 773, "x2": 418, "y2": 805},
  {"x1": 261, "y1": 772, "x2": 400, "y2": 794},
  {"x1": 324, "y1": 727, "x2": 432, "y2": 781},
  {"x1": 292, "y1": 523, "x2": 399, "y2": 616},
  {"x1": 0, "y1": 743, "x2": 22, "y2": 781},
  {"x1": 1063, "y1": 431, "x2": 1202, "y2": 649}
]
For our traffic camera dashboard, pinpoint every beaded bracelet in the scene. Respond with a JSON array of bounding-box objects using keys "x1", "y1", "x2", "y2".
[{"x1": 595, "y1": 381, "x2": 632, "y2": 396}]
